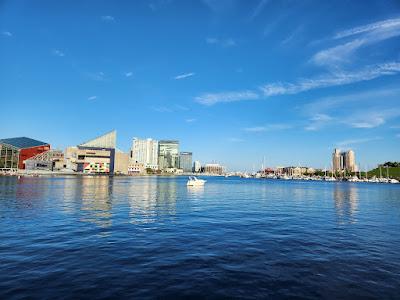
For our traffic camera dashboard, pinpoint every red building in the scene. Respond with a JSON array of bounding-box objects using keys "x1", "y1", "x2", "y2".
[{"x1": 0, "y1": 137, "x2": 50, "y2": 170}]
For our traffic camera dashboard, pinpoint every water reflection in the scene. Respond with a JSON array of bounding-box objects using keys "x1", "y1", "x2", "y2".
[
  {"x1": 186, "y1": 185, "x2": 204, "y2": 197},
  {"x1": 127, "y1": 177, "x2": 178, "y2": 224},
  {"x1": 70, "y1": 177, "x2": 114, "y2": 229},
  {"x1": 333, "y1": 184, "x2": 359, "y2": 224}
]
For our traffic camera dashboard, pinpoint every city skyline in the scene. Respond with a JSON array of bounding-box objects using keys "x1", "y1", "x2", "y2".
[{"x1": 1, "y1": 1, "x2": 400, "y2": 170}]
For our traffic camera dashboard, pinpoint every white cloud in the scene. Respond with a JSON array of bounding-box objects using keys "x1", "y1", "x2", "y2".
[
  {"x1": 228, "y1": 137, "x2": 244, "y2": 142},
  {"x1": 101, "y1": 15, "x2": 115, "y2": 22},
  {"x1": 336, "y1": 136, "x2": 382, "y2": 147},
  {"x1": 196, "y1": 90, "x2": 259, "y2": 105},
  {"x1": 87, "y1": 71, "x2": 105, "y2": 81},
  {"x1": 185, "y1": 118, "x2": 196, "y2": 123},
  {"x1": 88, "y1": 96, "x2": 97, "y2": 100},
  {"x1": 206, "y1": 37, "x2": 236, "y2": 47},
  {"x1": 125, "y1": 72, "x2": 133, "y2": 77},
  {"x1": 174, "y1": 72, "x2": 195, "y2": 80},
  {"x1": 244, "y1": 124, "x2": 292, "y2": 132},
  {"x1": 261, "y1": 62, "x2": 400, "y2": 96},
  {"x1": 334, "y1": 17, "x2": 400, "y2": 39},
  {"x1": 304, "y1": 114, "x2": 334, "y2": 131},
  {"x1": 312, "y1": 17, "x2": 400, "y2": 67},
  {"x1": 249, "y1": 0, "x2": 269, "y2": 20},
  {"x1": 52, "y1": 49, "x2": 65, "y2": 57},
  {"x1": 1, "y1": 31, "x2": 12, "y2": 37}
]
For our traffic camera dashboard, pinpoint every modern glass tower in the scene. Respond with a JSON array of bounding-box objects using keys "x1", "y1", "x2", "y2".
[
  {"x1": 179, "y1": 152, "x2": 192, "y2": 172},
  {"x1": 158, "y1": 140, "x2": 179, "y2": 170}
]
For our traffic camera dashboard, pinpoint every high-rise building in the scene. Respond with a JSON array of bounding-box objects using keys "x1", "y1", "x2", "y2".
[
  {"x1": 332, "y1": 149, "x2": 356, "y2": 172},
  {"x1": 158, "y1": 140, "x2": 179, "y2": 170},
  {"x1": 130, "y1": 138, "x2": 158, "y2": 170},
  {"x1": 193, "y1": 160, "x2": 201, "y2": 173},
  {"x1": 179, "y1": 152, "x2": 192, "y2": 172}
]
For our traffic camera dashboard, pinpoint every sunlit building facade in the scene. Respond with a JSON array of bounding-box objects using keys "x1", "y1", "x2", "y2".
[
  {"x1": 332, "y1": 149, "x2": 356, "y2": 172},
  {"x1": 130, "y1": 138, "x2": 158, "y2": 170}
]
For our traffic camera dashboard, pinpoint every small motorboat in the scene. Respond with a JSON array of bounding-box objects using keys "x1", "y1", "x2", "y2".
[{"x1": 187, "y1": 176, "x2": 206, "y2": 186}]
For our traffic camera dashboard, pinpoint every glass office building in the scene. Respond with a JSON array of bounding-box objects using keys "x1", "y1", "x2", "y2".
[
  {"x1": 179, "y1": 152, "x2": 193, "y2": 172},
  {"x1": 158, "y1": 140, "x2": 179, "y2": 170}
]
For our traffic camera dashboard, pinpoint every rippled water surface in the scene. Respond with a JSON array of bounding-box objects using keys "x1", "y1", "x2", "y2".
[{"x1": 1, "y1": 176, "x2": 400, "y2": 299}]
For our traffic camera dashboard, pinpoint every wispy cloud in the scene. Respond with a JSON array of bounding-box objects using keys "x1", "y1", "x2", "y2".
[
  {"x1": 86, "y1": 71, "x2": 106, "y2": 81},
  {"x1": 125, "y1": 72, "x2": 133, "y2": 77},
  {"x1": 249, "y1": 0, "x2": 269, "y2": 20},
  {"x1": 346, "y1": 109, "x2": 400, "y2": 129},
  {"x1": 228, "y1": 137, "x2": 244, "y2": 143},
  {"x1": 334, "y1": 17, "x2": 400, "y2": 39},
  {"x1": 196, "y1": 90, "x2": 259, "y2": 105},
  {"x1": 206, "y1": 37, "x2": 236, "y2": 47},
  {"x1": 88, "y1": 96, "x2": 97, "y2": 100},
  {"x1": 312, "y1": 17, "x2": 400, "y2": 67},
  {"x1": 52, "y1": 49, "x2": 65, "y2": 57},
  {"x1": 304, "y1": 114, "x2": 334, "y2": 131},
  {"x1": 244, "y1": 124, "x2": 292, "y2": 132},
  {"x1": 174, "y1": 72, "x2": 195, "y2": 80},
  {"x1": 150, "y1": 104, "x2": 189, "y2": 113},
  {"x1": 101, "y1": 15, "x2": 115, "y2": 22},
  {"x1": 185, "y1": 118, "x2": 196, "y2": 123},
  {"x1": 1, "y1": 31, "x2": 12, "y2": 37},
  {"x1": 336, "y1": 136, "x2": 382, "y2": 147},
  {"x1": 261, "y1": 62, "x2": 400, "y2": 96}
]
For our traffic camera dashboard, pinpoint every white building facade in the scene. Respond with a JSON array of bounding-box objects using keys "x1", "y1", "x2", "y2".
[{"x1": 130, "y1": 138, "x2": 159, "y2": 170}]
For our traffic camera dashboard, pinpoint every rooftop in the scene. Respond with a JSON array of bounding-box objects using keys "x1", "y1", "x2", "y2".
[{"x1": 0, "y1": 137, "x2": 49, "y2": 149}]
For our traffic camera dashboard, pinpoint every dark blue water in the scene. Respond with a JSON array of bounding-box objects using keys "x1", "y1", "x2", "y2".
[{"x1": 0, "y1": 176, "x2": 399, "y2": 299}]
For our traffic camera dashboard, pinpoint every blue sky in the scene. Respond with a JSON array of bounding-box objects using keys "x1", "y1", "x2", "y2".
[{"x1": 1, "y1": 0, "x2": 400, "y2": 170}]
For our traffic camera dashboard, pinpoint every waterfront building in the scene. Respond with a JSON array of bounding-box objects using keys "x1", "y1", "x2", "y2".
[
  {"x1": 24, "y1": 150, "x2": 65, "y2": 171},
  {"x1": 193, "y1": 160, "x2": 201, "y2": 173},
  {"x1": 0, "y1": 137, "x2": 50, "y2": 170},
  {"x1": 204, "y1": 163, "x2": 224, "y2": 175},
  {"x1": 128, "y1": 161, "x2": 145, "y2": 175},
  {"x1": 332, "y1": 149, "x2": 356, "y2": 172},
  {"x1": 114, "y1": 150, "x2": 129, "y2": 175},
  {"x1": 158, "y1": 140, "x2": 179, "y2": 170},
  {"x1": 179, "y1": 152, "x2": 192, "y2": 172},
  {"x1": 65, "y1": 130, "x2": 128, "y2": 174},
  {"x1": 130, "y1": 138, "x2": 158, "y2": 170}
]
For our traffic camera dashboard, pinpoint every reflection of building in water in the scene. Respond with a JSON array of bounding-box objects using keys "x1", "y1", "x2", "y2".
[
  {"x1": 79, "y1": 177, "x2": 113, "y2": 228},
  {"x1": 127, "y1": 177, "x2": 178, "y2": 224},
  {"x1": 333, "y1": 184, "x2": 359, "y2": 223}
]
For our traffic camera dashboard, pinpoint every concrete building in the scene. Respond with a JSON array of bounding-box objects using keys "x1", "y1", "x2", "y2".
[
  {"x1": 158, "y1": 140, "x2": 179, "y2": 170},
  {"x1": 128, "y1": 161, "x2": 145, "y2": 175},
  {"x1": 193, "y1": 160, "x2": 201, "y2": 173},
  {"x1": 130, "y1": 138, "x2": 158, "y2": 170},
  {"x1": 179, "y1": 152, "x2": 192, "y2": 172},
  {"x1": 114, "y1": 151, "x2": 129, "y2": 175},
  {"x1": 65, "y1": 130, "x2": 123, "y2": 174},
  {"x1": 332, "y1": 149, "x2": 356, "y2": 172},
  {"x1": 0, "y1": 137, "x2": 50, "y2": 170},
  {"x1": 204, "y1": 163, "x2": 224, "y2": 175},
  {"x1": 24, "y1": 150, "x2": 65, "y2": 171}
]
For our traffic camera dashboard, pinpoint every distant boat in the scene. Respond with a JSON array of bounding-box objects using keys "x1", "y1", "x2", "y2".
[{"x1": 187, "y1": 176, "x2": 206, "y2": 186}]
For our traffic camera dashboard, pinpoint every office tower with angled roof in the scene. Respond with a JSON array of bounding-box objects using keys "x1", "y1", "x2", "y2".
[{"x1": 179, "y1": 152, "x2": 192, "y2": 172}]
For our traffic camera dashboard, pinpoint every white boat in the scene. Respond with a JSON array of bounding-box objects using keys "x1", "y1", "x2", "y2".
[{"x1": 187, "y1": 176, "x2": 206, "y2": 186}]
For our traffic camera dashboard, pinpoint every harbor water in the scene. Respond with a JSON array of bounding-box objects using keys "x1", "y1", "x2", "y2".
[{"x1": 0, "y1": 176, "x2": 399, "y2": 299}]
